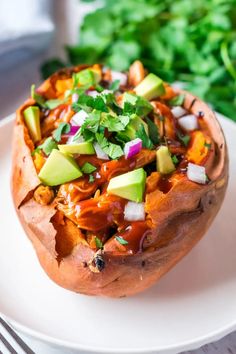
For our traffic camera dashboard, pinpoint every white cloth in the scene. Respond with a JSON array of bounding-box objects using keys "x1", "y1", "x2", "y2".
[{"x1": 0, "y1": 0, "x2": 54, "y2": 67}]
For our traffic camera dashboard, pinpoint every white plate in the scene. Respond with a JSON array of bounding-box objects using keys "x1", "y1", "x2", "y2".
[{"x1": 0, "y1": 114, "x2": 236, "y2": 354}]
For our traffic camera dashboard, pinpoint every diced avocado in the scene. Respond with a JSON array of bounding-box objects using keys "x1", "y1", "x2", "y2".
[
  {"x1": 117, "y1": 114, "x2": 148, "y2": 141},
  {"x1": 58, "y1": 142, "x2": 95, "y2": 155},
  {"x1": 74, "y1": 68, "x2": 101, "y2": 87},
  {"x1": 107, "y1": 168, "x2": 146, "y2": 203},
  {"x1": 134, "y1": 73, "x2": 165, "y2": 100},
  {"x1": 123, "y1": 92, "x2": 138, "y2": 105},
  {"x1": 23, "y1": 106, "x2": 41, "y2": 142},
  {"x1": 38, "y1": 149, "x2": 82, "y2": 186},
  {"x1": 156, "y1": 146, "x2": 175, "y2": 174}
]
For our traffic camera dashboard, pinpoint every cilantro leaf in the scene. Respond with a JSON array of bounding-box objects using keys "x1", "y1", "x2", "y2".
[
  {"x1": 81, "y1": 162, "x2": 97, "y2": 174},
  {"x1": 95, "y1": 236, "x2": 103, "y2": 249},
  {"x1": 204, "y1": 142, "x2": 211, "y2": 149},
  {"x1": 109, "y1": 80, "x2": 120, "y2": 91},
  {"x1": 172, "y1": 155, "x2": 179, "y2": 164},
  {"x1": 72, "y1": 93, "x2": 108, "y2": 113},
  {"x1": 146, "y1": 117, "x2": 159, "y2": 145},
  {"x1": 168, "y1": 94, "x2": 185, "y2": 107},
  {"x1": 100, "y1": 113, "x2": 130, "y2": 132},
  {"x1": 73, "y1": 110, "x2": 101, "y2": 142},
  {"x1": 123, "y1": 94, "x2": 153, "y2": 117},
  {"x1": 136, "y1": 125, "x2": 154, "y2": 149},
  {"x1": 115, "y1": 236, "x2": 128, "y2": 245},
  {"x1": 35, "y1": 137, "x2": 58, "y2": 156},
  {"x1": 177, "y1": 132, "x2": 191, "y2": 147},
  {"x1": 89, "y1": 174, "x2": 95, "y2": 183},
  {"x1": 96, "y1": 133, "x2": 124, "y2": 159},
  {"x1": 53, "y1": 122, "x2": 71, "y2": 142}
]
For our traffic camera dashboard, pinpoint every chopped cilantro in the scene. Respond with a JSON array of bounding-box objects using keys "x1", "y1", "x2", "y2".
[
  {"x1": 172, "y1": 155, "x2": 179, "y2": 164},
  {"x1": 146, "y1": 117, "x2": 159, "y2": 145},
  {"x1": 95, "y1": 84, "x2": 104, "y2": 92},
  {"x1": 81, "y1": 162, "x2": 97, "y2": 174},
  {"x1": 89, "y1": 174, "x2": 95, "y2": 183},
  {"x1": 33, "y1": 137, "x2": 58, "y2": 156},
  {"x1": 177, "y1": 132, "x2": 191, "y2": 147},
  {"x1": 136, "y1": 124, "x2": 154, "y2": 149},
  {"x1": 95, "y1": 236, "x2": 103, "y2": 249},
  {"x1": 204, "y1": 142, "x2": 211, "y2": 149},
  {"x1": 53, "y1": 122, "x2": 71, "y2": 142},
  {"x1": 96, "y1": 133, "x2": 124, "y2": 159},
  {"x1": 123, "y1": 101, "x2": 136, "y2": 115},
  {"x1": 115, "y1": 236, "x2": 128, "y2": 245},
  {"x1": 168, "y1": 94, "x2": 185, "y2": 107},
  {"x1": 123, "y1": 94, "x2": 153, "y2": 117},
  {"x1": 109, "y1": 79, "x2": 120, "y2": 91},
  {"x1": 100, "y1": 113, "x2": 129, "y2": 132},
  {"x1": 72, "y1": 93, "x2": 108, "y2": 113}
]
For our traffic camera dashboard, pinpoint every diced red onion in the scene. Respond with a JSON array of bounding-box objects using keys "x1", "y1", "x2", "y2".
[
  {"x1": 67, "y1": 135, "x2": 85, "y2": 145},
  {"x1": 87, "y1": 90, "x2": 99, "y2": 98},
  {"x1": 171, "y1": 106, "x2": 187, "y2": 118},
  {"x1": 178, "y1": 114, "x2": 198, "y2": 131},
  {"x1": 124, "y1": 138, "x2": 142, "y2": 159},
  {"x1": 94, "y1": 142, "x2": 109, "y2": 160},
  {"x1": 111, "y1": 71, "x2": 127, "y2": 86},
  {"x1": 72, "y1": 93, "x2": 79, "y2": 103},
  {"x1": 187, "y1": 163, "x2": 206, "y2": 184},
  {"x1": 124, "y1": 202, "x2": 145, "y2": 221},
  {"x1": 62, "y1": 125, "x2": 80, "y2": 139},
  {"x1": 101, "y1": 89, "x2": 113, "y2": 95},
  {"x1": 71, "y1": 110, "x2": 88, "y2": 126}
]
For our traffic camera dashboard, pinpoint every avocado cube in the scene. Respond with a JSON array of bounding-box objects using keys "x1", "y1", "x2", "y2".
[
  {"x1": 38, "y1": 149, "x2": 82, "y2": 186},
  {"x1": 107, "y1": 168, "x2": 146, "y2": 203},
  {"x1": 134, "y1": 73, "x2": 165, "y2": 100},
  {"x1": 23, "y1": 106, "x2": 41, "y2": 143},
  {"x1": 58, "y1": 142, "x2": 95, "y2": 155},
  {"x1": 156, "y1": 146, "x2": 175, "y2": 174}
]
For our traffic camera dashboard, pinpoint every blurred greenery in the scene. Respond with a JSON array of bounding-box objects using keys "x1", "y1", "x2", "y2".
[{"x1": 42, "y1": 0, "x2": 236, "y2": 121}]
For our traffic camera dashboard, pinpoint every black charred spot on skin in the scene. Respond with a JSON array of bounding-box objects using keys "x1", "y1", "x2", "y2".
[
  {"x1": 188, "y1": 98, "x2": 197, "y2": 110},
  {"x1": 142, "y1": 260, "x2": 146, "y2": 267},
  {"x1": 94, "y1": 254, "x2": 105, "y2": 272},
  {"x1": 198, "y1": 111, "x2": 204, "y2": 118},
  {"x1": 82, "y1": 261, "x2": 88, "y2": 268}
]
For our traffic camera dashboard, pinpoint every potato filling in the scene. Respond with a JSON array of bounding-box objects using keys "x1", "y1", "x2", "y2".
[{"x1": 23, "y1": 61, "x2": 215, "y2": 255}]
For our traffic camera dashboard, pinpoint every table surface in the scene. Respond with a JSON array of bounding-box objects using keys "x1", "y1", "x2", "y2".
[{"x1": 0, "y1": 0, "x2": 236, "y2": 353}]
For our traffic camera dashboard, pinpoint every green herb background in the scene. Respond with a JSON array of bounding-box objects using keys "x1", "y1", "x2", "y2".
[{"x1": 42, "y1": 0, "x2": 236, "y2": 121}]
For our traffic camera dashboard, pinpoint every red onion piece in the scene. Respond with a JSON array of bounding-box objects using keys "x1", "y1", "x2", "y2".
[
  {"x1": 187, "y1": 163, "x2": 206, "y2": 184},
  {"x1": 178, "y1": 114, "x2": 198, "y2": 131},
  {"x1": 72, "y1": 93, "x2": 79, "y2": 103},
  {"x1": 94, "y1": 142, "x2": 109, "y2": 160},
  {"x1": 124, "y1": 202, "x2": 145, "y2": 221},
  {"x1": 171, "y1": 106, "x2": 187, "y2": 118},
  {"x1": 71, "y1": 110, "x2": 88, "y2": 126},
  {"x1": 124, "y1": 138, "x2": 142, "y2": 159},
  {"x1": 111, "y1": 71, "x2": 127, "y2": 86}
]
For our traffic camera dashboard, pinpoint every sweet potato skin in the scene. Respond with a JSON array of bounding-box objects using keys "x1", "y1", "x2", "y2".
[{"x1": 11, "y1": 66, "x2": 228, "y2": 297}]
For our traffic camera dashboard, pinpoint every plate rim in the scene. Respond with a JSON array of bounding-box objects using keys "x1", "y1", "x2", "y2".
[{"x1": 1, "y1": 113, "x2": 236, "y2": 354}]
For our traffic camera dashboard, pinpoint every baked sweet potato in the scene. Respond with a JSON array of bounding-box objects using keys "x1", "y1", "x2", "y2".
[{"x1": 11, "y1": 62, "x2": 228, "y2": 297}]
